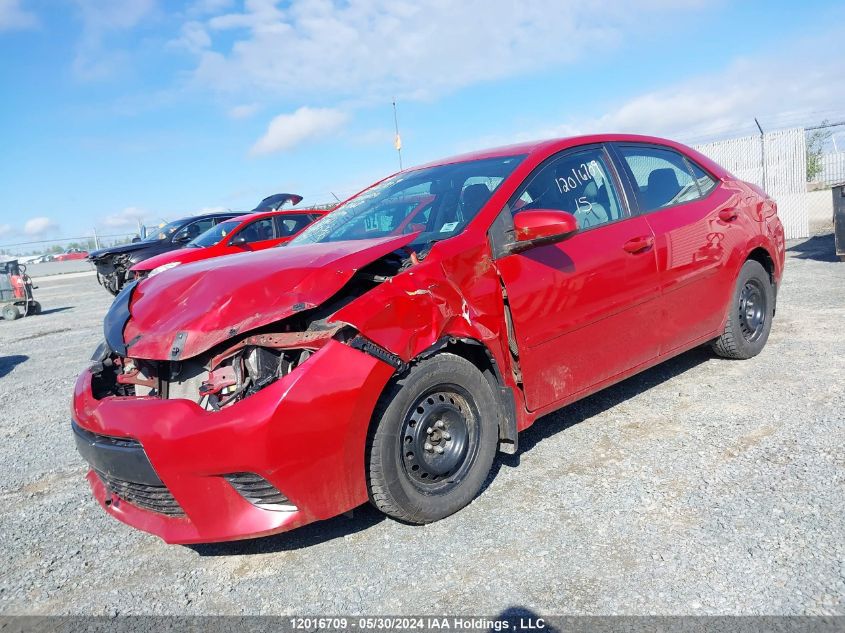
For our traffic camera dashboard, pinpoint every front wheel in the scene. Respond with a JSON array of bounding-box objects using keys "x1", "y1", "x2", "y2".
[
  {"x1": 367, "y1": 353, "x2": 499, "y2": 524},
  {"x1": 711, "y1": 259, "x2": 774, "y2": 359},
  {"x1": 2, "y1": 304, "x2": 21, "y2": 321}
]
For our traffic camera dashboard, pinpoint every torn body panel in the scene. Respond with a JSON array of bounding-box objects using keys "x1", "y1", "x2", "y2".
[{"x1": 330, "y1": 238, "x2": 531, "y2": 433}]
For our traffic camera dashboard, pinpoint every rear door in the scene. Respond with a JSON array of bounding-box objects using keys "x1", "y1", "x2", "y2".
[
  {"x1": 609, "y1": 143, "x2": 749, "y2": 353},
  {"x1": 494, "y1": 144, "x2": 662, "y2": 411}
]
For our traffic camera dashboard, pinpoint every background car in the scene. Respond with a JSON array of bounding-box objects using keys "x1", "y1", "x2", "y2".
[
  {"x1": 87, "y1": 193, "x2": 303, "y2": 295},
  {"x1": 130, "y1": 208, "x2": 329, "y2": 279},
  {"x1": 73, "y1": 134, "x2": 784, "y2": 544},
  {"x1": 54, "y1": 248, "x2": 88, "y2": 261}
]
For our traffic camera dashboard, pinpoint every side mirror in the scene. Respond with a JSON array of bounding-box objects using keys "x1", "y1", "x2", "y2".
[
  {"x1": 508, "y1": 209, "x2": 578, "y2": 253},
  {"x1": 172, "y1": 233, "x2": 191, "y2": 244},
  {"x1": 229, "y1": 234, "x2": 248, "y2": 247}
]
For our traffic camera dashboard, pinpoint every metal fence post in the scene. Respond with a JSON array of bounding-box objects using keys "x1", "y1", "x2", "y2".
[{"x1": 755, "y1": 117, "x2": 767, "y2": 193}]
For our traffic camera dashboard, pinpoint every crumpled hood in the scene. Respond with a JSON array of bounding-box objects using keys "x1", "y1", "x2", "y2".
[
  {"x1": 129, "y1": 245, "x2": 206, "y2": 272},
  {"x1": 118, "y1": 233, "x2": 417, "y2": 360},
  {"x1": 88, "y1": 241, "x2": 150, "y2": 259}
]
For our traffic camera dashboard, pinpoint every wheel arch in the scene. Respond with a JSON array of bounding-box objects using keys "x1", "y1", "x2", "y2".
[
  {"x1": 744, "y1": 245, "x2": 778, "y2": 315},
  {"x1": 746, "y1": 246, "x2": 775, "y2": 284},
  {"x1": 391, "y1": 337, "x2": 519, "y2": 455}
]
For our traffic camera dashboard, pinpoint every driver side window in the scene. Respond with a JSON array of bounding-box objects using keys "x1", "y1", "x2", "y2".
[
  {"x1": 173, "y1": 218, "x2": 214, "y2": 243},
  {"x1": 511, "y1": 147, "x2": 624, "y2": 230},
  {"x1": 240, "y1": 218, "x2": 275, "y2": 243}
]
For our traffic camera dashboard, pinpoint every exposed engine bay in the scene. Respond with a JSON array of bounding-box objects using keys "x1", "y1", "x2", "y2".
[
  {"x1": 91, "y1": 250, "x2": 410, "y2": 410},
  {"x1": 91, "y1": 253, "x2": 133, "y2": 296}
]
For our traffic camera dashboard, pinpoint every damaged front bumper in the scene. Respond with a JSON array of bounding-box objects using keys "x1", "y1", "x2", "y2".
[{"x1": 72, "y1": 340, "x2": 396, "y2": 544}]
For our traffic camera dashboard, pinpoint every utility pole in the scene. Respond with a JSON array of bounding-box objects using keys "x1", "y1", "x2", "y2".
[
  {"x1": 392, "y1": 99, "x2": 403, "y2": 171},
  {"x1": 92, "y1": 227, "x2": 100, "y2": 250},
  {"x1": 755, "y1": 117, "x2": 767, "y2": 193}
]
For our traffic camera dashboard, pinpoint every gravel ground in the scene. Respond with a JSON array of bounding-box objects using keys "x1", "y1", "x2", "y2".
[{"x1": 0, "y1": 234, "x2": 843, "y2": 616}]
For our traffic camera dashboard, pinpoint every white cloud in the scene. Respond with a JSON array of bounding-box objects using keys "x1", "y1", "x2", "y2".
[
  {"x1": 251, "y1": 106, "x2": 348, "y2": 155},
  {"x1": 170, "y1": 20, "x2": 211, "y2": 53},
  {"x1": 71, "y1": 0, "x2": 156, "y2": 80},
  {"x1": 0, "y1": 0, "x2": 38, "y2": 31},
  {"x1": 187, "y1": 0, "x2": 707, "y2": 101},
  {"x1": 228, "y1": 103, "x2": 260, "y2": 119},
  {"x1": 101, "y1": 207, "x2": 150, "y2": 229},
  {"x1": 23, "y1": 217, "x2": 58, "y2": 236},
  {"x1": 0, "y1": 223, "x2": 13, "y2": 238},
  {"x1": 462, "y1": 32, "x2": 845, "y2": 151}
]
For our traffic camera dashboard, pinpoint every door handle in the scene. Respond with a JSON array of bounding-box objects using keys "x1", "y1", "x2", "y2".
[
  {"x1": 719, "y1": 208, "x2": 739, "y2": 221},
  {"x1": 623, "y1": 236, "x2": 654, "y2": 253}
]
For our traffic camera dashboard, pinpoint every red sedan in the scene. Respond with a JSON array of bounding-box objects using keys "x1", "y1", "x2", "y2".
[
  {"x1": 54, "y1": 248, "x2": 88, "y2": 261},
  {"x1": 129, "y1": 208, "x2": 328, "y2": 278},
  {"x1": 72, "y1": 134, "x2": 785, "y2": 543}
]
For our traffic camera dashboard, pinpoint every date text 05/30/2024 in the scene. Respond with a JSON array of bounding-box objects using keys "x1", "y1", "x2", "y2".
[{"x1": 289, "y1": 617, "x2": 547, "y2": 631}]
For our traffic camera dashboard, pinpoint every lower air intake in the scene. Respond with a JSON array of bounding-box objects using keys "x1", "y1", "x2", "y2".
[
  {"x1": 223, "y1": 472, "x2": 296, "y2": 512},
  {"x1": 94, "y1": 469, "x2": 184, "y2": 516}
]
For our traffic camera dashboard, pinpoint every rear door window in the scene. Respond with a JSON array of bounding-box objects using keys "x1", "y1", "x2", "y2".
[
  {"x1": 275, "y1": 214, "x2": 313, "y2": 237},
  {"x1": 615, "y1": 145, "x2": 710, "y2": 212}
]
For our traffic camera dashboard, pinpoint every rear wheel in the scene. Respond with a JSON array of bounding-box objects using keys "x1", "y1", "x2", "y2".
[
  {"x1": 711, "y1": 260, "x2": 774, "y2": 359},
  {"x1": 367, "y1": 353, "x2": 498, "y2": 524},
  {"x1": 2, "y1": 305, "x2": 21, "y2": 321}
]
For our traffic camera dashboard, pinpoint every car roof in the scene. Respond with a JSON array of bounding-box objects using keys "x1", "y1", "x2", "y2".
[
  {"x1": 171, "y1": 211, "x2": 241, "y2": 224},
  {"x1": 412, "y1": 133, "x2": 711, "y2": 169},
  {"x1": 228, "y1": 208, "x2": 327, "y2": 223}
]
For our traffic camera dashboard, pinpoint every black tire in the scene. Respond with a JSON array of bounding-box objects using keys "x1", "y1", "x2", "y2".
[
  {"x1": 26, "y1": 301, "x2": 41, "y2": 316},
  {"x1": 711, "y1": 259, "x2": 774, "y2": 359},
  {"x1": 367, "y1": 353, "x2": 499, "y2": 524},
  {"x1": 2, "y1": 304, "x2": 21, "y2": 321}
]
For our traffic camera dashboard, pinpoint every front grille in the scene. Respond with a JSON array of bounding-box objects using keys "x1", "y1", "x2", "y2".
[
  {"x1": 94, "y1": 469, "x2": 185, "y2": 516},
  {"x1": 223, "y1": 472, "x2": 296, "y2": 511}
]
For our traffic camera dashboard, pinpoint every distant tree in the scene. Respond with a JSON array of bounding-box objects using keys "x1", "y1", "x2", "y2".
[{"x1": 806, "y1": 121, "x2": 832, "y2": 182}]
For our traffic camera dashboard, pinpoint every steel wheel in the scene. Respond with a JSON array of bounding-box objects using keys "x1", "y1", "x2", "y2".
[
  {"x1": 400, "y1": 387, "x2": 479, "y2": 492},
  {"x1": 712, "y1": 259, "x2": 775, "y2": 360},
  {"x1": 738, "y1": 279, "x2": 767, "y2": 342},
  {"x1": 367, "y1": 353, "x2": 498, "y2": 524}
]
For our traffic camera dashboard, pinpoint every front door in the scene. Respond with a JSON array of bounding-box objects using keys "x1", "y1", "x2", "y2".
[{"x1": 494, "y1": 145, "x2": 662, "y2": 412}]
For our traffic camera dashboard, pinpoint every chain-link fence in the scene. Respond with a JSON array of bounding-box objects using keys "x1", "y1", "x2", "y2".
[
  {"x1": 688, "y1": 121, "x2": 845, "y2": 238},
  {"x1": 0, "y1": 232, "x2": 138, "y2": 259},
  {"x1": 806, "y1": 121, "x2": 845, "y2": 234}
]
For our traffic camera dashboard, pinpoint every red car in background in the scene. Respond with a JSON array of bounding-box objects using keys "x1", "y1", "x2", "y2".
[
  {"x1": 54, "y1": 248, "x2": 88, "y2": 261},
  {"x1": 130, "y1": 208, "x2": 329, "y2": 278},
  {"x1": 72, "y1": 134, "x2": 784, "y2": 543}
]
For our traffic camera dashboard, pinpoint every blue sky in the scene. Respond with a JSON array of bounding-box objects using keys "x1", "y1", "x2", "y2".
[{"x1": 1, "y1": 0, "x2": 843, "y2": 250}]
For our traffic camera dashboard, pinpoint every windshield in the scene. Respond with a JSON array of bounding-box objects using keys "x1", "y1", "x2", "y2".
[
  {"x1": 143, "y1": 220, "x2": 184, "y2": 242},
  {"x1": 289, "y1": 155, "x2": 525, "y2": 247},
  {"x1": 188, "y1": 220, "x2": 240, "y2": 248}
]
